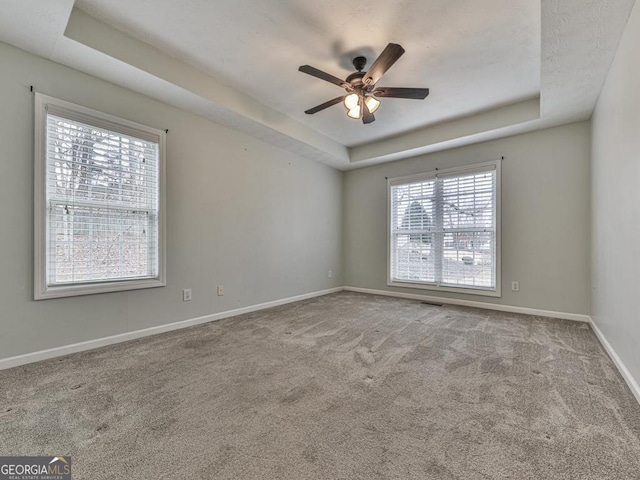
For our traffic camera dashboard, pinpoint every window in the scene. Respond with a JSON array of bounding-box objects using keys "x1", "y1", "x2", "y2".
[
  {"x1": 388, "y1": 161, "x2": 500, "y2": 296},
  {"x1": 34, "y1": 94, "x2": 165, "y2": 299}
]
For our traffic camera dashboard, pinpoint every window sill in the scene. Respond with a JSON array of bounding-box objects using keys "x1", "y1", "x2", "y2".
[
  {"x1": 34, "y1": 278, "x2": 165, "y2": 300},
  {"x1": 387, "y1": 280, "x2": 501, "y2": 298}
]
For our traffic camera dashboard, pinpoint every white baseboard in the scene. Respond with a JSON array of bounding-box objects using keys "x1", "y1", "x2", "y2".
[
  {"x1": 343, "y1": 286, "x2": 591, "y2": 323},
  {"x1": 0, "y1": 287, "x2": 343, "y2": 371},
  {"x1": 589, "y1": 318, "x2": 640, "y2": 405},
  {"x1": 4, "y1": 284, "x2": 639, "y2": 407}
]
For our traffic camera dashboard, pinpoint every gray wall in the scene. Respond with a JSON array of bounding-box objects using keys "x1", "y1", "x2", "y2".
[
  {"x1": 0, "y1": 42, "x2": 343, "y2": 360},
  {"x1": 344, "y1": 122, "x2": 591, "y2": 315},
  {"x1": 591, "y1": 2, "x2": 640, "y2": 384},
  {"x1": 0, "y1": 34, "x2": 606, "y2": 362}
]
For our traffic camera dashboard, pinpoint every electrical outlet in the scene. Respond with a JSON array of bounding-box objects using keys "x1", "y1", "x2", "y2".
[
  {"x1": 217, "y1": 285, "x2": 224, "y2": 296},
  {"x1": 328, "y1": 270, "x2": 333, "y2": 278},
  {"x1": 511, "y1": 281, "x2": 520, "y2": 292},
  {"x1": 183, "y1": 289, "x2": 192, "y2": 301}
]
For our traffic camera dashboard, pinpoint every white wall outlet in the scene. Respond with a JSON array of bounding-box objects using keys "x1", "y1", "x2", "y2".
[
  {"x1": 217, "y1": 285, "x2": 224, "y2": 296},
  {"x1": 511, "y1": 281, "x2": 520, "y2": 292},
  {"x1": 328, "y1": 270, "x2": 333, "y2": 278},
  {"x1": 183, "y1": 289, "x2": 192, "y2": 301}
]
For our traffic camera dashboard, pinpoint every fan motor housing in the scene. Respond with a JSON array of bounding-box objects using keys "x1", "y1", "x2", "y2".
[{"x1": 346, "y1": 71, "x2": 366, "y2": 86}]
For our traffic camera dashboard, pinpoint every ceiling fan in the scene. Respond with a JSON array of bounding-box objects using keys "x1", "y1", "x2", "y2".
[{"x1": 298, "y1": 43, "x2": 429, "y2": 124}]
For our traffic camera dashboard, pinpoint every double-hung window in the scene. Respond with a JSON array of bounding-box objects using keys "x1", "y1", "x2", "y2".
[
  {"x1": 34, "y1": 94, "x2": 166, "y2": 299},
  {"x1": 388, "y1": 160, "x2": 500, "y2": 296}
]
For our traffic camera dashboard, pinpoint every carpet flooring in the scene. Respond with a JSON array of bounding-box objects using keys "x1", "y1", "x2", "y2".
[{"x1": 1, "y1": 292, "x2": 640, "y2": 479}]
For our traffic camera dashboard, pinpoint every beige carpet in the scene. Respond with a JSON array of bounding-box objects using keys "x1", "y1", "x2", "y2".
[{"x1": 1, "y1": 292, "x2": 640, "y2": 479}]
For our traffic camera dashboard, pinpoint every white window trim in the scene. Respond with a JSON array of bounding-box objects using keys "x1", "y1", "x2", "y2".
[
  {"x1": 387, "y1": 159, "x2": 502, "y2": 298},
  {"x1": 34, "y1": 93, "x2": 166, "y2": 300}
]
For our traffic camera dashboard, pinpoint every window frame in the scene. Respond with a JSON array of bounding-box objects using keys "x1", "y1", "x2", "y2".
[
  {"x1": 34, "y1": 93, "x2": 166, "y2": 300},
  {"x1": 387, "y1": 159, "x2": 501, "y2": 297}
]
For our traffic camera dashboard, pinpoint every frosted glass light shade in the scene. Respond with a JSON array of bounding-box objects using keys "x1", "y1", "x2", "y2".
[
  {"x1": 365, "y1": 96, "x2": 381, "y2": 113},
  {"x1": 347, "y1": 106, "x2": 361, "y2": 119},
  {"x1": 344, "y1": 93, "x2": 360, "y2": 110}
]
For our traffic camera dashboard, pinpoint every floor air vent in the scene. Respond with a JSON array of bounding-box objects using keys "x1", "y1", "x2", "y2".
[{"x1": 421, "y1": 301, "x2": 444, "y2": 307}]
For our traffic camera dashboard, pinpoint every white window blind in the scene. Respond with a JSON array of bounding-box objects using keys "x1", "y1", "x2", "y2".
[
  {"x1": 389, "y1": 162, "x2": 499, "y2": 295},
  {"x1": 35, "y1": 94, "x2": 165, "y2": 299}
]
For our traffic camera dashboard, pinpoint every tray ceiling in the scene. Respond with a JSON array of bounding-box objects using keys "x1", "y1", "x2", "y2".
[{"x1": 0, "y1": 0, "x2": 635, "y2": 169}]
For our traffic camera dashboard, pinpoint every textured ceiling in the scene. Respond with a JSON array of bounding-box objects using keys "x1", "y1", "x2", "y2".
[
  {"x1": 76, "y1": 0, "x2": 541, "y2": 147},
  {"x1": 0, "y1": 0, "x2": 636, "y2": 169}
]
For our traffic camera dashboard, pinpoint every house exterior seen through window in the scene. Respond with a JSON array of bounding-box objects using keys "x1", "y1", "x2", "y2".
[{"x1": 388, "y1": 161, "x2": 500, "y2": 297}]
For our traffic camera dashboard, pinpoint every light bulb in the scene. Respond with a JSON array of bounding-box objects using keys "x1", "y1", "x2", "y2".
[
  {"x1": 365, "y1": 96, "x2": 381, "y2": 113},
  {"x1": 344, "y1": 93, "x2": 360, "y2": 110},
  {"x1": 347, "y1": 105, "x2": 361, "y2": 119}
]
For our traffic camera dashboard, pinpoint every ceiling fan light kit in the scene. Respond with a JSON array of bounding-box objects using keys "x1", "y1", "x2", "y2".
[
  {"x1": 343, "y1": 92, "x2": 380, "y2": 119},
  {"x1": 299, "y1": 43, "x2": 429, "y2": 124}
]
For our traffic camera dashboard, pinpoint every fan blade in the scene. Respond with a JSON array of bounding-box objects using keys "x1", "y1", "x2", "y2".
[
  {"x1": 304, "y1": 96, "x2": 344, "y2": 114},
  {"x1": 299, "y1": 65, "x2": 348, "y2": 88},
  {"x1": 362, "y1": 97, "x2": 375, "y2": 124},
  {"x1": 363, "y1": 43, "x2": 405, "y2": 86},
  {"x1": 373, "y1": 87, "x2": 430, "y2": 99}
]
